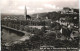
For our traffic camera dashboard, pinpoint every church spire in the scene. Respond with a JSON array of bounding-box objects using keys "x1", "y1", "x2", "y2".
[
  {"x1": 24, "y1": 5, "x2": 31, "y2": 20},
  {"x1": 25, "y1": 5, "x2": 27, "y2": 15},
  {"x1": 24, "y1": 5, "x2": 27, "y2": 20}
]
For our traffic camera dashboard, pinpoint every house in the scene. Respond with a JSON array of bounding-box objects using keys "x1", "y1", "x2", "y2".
[
  {"x1": 61, "y1": 7, "x2": 79, "y2": 14},
  {"x1": 61, "y1": 7, "x2": 71, "y2": 14}
]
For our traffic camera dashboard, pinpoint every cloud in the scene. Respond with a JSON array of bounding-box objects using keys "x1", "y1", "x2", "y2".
[
  {"x1": 18, "y1": 6, "x2": 24, "y2": 10},
  {"x1": 0, "y1": 0, "x2": 79, "y2": 14},
  {"x1": 43, "y1": 4, "x2": 62, "y2": 10},
  {"x1": 37, "y1": 8, "x2": 44, "y2": 10},
  {"x1": 44, "y1": 4, "x2": 56, "y2": 9},
  {"x1": 0, "y1": 0, "x2": 9, "y2": 10},
  {"x1": 18, "y1": 6, "x2": 30, "y2": 10}
]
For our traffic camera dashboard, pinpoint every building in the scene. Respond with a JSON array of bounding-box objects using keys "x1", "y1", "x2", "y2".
[{"x1": 61, "y1": 7, "x2": 79, "y2": 14}]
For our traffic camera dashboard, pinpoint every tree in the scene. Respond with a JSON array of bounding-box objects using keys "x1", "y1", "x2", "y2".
[
  {"x1": 50, "y1": 22, "x2": 61, "y2": 29},
  {"x1": 30, "y1": 35, "x2": 42, "y2": 49},
  {"x1": 43, "y1": 31, "x2": 56, "y2": 45},
  {"x1": 47, "y1": 12, "x2": 60, "y2": 20},
  {"x1": 62, "y1": 26, "x2": 72, "y2": 40},
  {"x1": 41, "y1": 26, "x2": 47, "y2": 33}
]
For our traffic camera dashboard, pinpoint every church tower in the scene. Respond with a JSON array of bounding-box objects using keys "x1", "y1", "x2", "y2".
[
  {"x1": 24, "y1": 6, "x2": 27, "y2": 20},
  {"x1": 24, "y1": 6, "x2": 31, "y2": 20}
]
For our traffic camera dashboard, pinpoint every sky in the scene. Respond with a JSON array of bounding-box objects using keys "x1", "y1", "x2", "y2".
[{"x1": 0, "y1": 0, "x2": 79, "y2": 14}]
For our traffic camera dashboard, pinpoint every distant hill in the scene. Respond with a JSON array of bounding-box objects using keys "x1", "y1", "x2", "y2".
[
  {"x1": 1, "y1": 12, "x2": 48, "y2": 20},
  {"x1": 30, "y1": 12, "x2": 48, "y2": 18},
  {"x1": 1, "y1": 11, "x2": 61, "y2": 20},
  {"x1": 31, "y1": 11, "x2": 61, "y2": 20},
  {"x1": 2, "y1": 10, "x2": 78, "y2": 21},
  {"x1": 1, "y1": 14, "x2": 24, "y2": 20}
]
